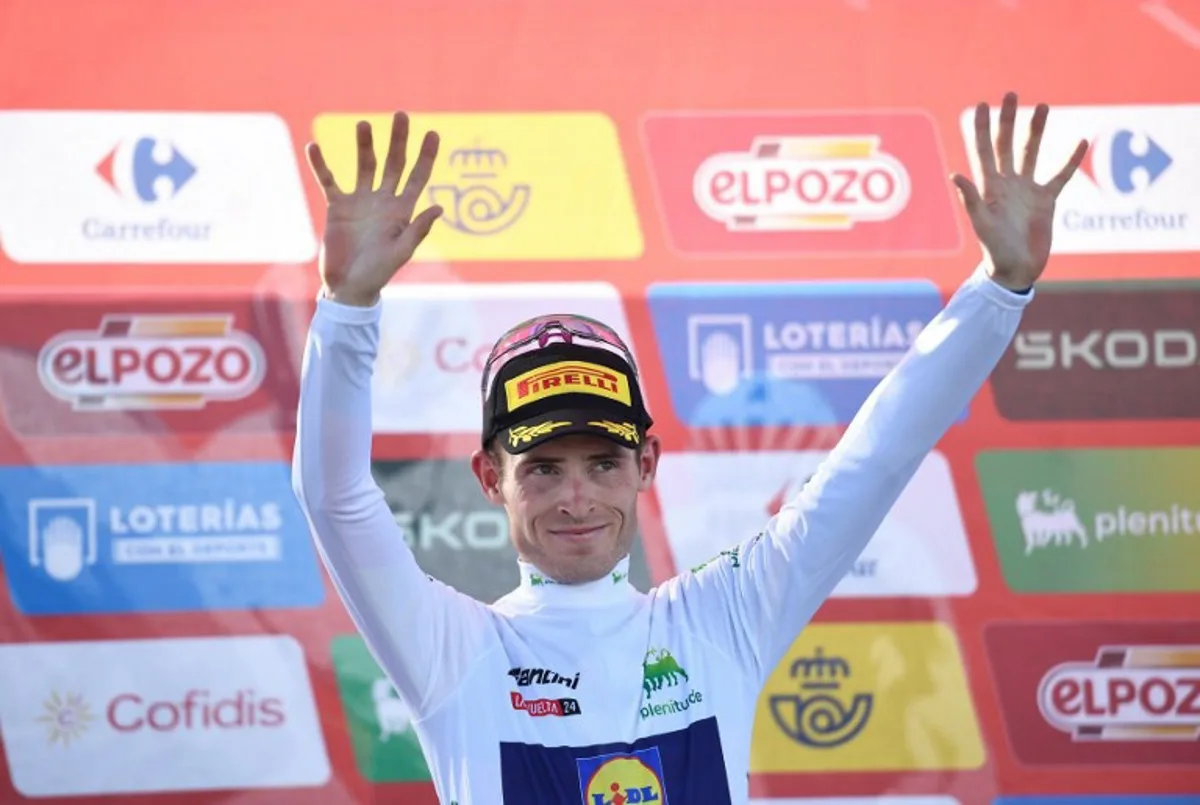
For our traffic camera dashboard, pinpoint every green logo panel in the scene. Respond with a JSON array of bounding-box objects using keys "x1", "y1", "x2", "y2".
[
  {"x1": 330, "y1": 634, "x2": 431, "y2": 782},
  {"x1": 977, "y1": 448, "x2": 1200, "y2": 593}
]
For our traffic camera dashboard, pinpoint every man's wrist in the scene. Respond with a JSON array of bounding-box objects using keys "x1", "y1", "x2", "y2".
[{"x1": 322, "y1": 284, "x2": 381, "y2": 308}]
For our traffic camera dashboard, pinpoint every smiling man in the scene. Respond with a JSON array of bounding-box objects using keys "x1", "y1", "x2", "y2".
[{"x1": 292, "y1": 94, "x2": 1087, "y2": 804}]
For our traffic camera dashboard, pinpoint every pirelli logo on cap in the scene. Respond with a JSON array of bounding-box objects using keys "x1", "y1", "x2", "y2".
[{"x1": 505, "y1": 361, "x2": 632, "y2": 411}]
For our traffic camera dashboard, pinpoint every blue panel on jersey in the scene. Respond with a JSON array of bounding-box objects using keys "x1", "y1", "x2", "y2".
[{"x1": 499, "y1": 716, "x2": 732, "y2": 804}]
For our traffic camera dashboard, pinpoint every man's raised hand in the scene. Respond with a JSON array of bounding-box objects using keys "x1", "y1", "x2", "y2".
[
  {"x1": 951, "y1": 92, "x2": 1088, "y2": 292},
  {"x1": 306, "y1": 112, "x2": 443, "y2": 307}
]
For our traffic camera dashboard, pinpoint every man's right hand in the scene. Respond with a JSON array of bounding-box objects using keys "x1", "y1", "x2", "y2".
[{"x1": 305, "y1": 112, "x2": 443, "y2": 307}]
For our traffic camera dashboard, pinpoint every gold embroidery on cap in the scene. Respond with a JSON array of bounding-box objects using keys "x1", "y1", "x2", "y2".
[
  {"x1": 587, "y1": 420, "x2": 640, "y2": 444},
  {"x1": 508, "y1": 420, "x2": 571, "y2": 447}
]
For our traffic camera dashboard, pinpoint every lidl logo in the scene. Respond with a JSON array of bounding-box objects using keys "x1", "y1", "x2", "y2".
[
  {"x1": 577, "y1": 747, "x2": 667, "y2": 805},
  {"x1": 977, "y1": 448, "x2": 1200, "y2": 593},
  {"x1": 311, "y1": 112, "x2": 643, "y2": 261},
  {"x1": 751, "y1": 622, "x2": 985, "y2": 772},
  {"x1": 330, "y1": 635, "x2": 430, "y2": 783},
  {"x1": 504, "y1": 360, "x2": 632, "y2": 411}
]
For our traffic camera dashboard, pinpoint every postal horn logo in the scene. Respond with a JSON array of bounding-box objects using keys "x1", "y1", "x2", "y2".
[
  {"x1": 37, "y1": 314, "x2": 267, "y2": 411},
  {"x1": 1038, "y1": 644, "x2": 1200, "y2": 741},
  {"x1": 769, "y1": 646, "x2": 874, "y2": 747},
  {"x1": 504, "y1": 360, "x2": 631, "y2": 411}
]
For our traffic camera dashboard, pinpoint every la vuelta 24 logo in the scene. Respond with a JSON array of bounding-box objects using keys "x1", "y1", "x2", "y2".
[{"x1": 769, "y1": 647, "x2": 873, "y2": 747}]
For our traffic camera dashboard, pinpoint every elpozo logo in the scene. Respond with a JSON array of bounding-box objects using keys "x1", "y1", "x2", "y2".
[
  {"x1": 37, "y1": 313, "x2": 266, "y2": 411},
  {"x1": 751, "y1": 622, "x2": 985, "y2": 772},
  {"x1": 640, "y1": 111, "x2": 960, "y2": 257},
  {"x1": 503, "y1": 360, "x2": 632, "y2": 411},
  {"x1": 0, "y1": 110, "x2": 316, "y2": 264},
  {"x1": 311, "y1": 112, "x2": 643, "y2": 261}
]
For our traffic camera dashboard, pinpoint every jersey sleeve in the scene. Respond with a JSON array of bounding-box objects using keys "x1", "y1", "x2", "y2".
[
  {"x1": 291, "y1": 296, "x2": 494, "y2": 717},
  {"x1": 659, "y1": 265, "x2": 1032, "y2": 685}
]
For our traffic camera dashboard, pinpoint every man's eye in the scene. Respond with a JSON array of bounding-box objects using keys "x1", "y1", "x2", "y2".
[
  {"x1": 595, "y1": 460, "x2": 617, "y2": 472},
  {"x1": 530, "y1": 463, "x2": 557, "y2": 476}
]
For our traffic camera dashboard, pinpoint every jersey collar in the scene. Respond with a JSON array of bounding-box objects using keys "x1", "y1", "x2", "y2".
[{"x1": 516, "y1": 555, "x2": 636, "y2": 606}]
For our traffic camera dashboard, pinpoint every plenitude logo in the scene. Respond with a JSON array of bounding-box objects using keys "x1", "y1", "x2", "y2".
[
  {"x1": 330, "y1": 635, "x2": 430, "y2": 783},
  {"x1": 977, "y1": 448, "x2": 1200, "y2": 593}
]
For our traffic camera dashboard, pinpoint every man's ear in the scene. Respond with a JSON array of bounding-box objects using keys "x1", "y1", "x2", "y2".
[
  {"x1": 470, "y1": 448, "x2": 506, "y2": 505},
  {"x1": 636, "y1": 434, "x2": 662, "y2": 493}
]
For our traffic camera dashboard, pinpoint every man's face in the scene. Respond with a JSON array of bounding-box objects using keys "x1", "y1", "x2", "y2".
[{"x1": 471, "y1": 433, "x2": 661, "y2": 585}]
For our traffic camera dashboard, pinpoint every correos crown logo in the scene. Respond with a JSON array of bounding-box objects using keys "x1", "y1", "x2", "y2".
[
  {"x1": 504, "y1": 361, "x2": 631, "y2": 411},
  {"x1": 769, "y1": 646, "x2": 873, "y2": 748}
]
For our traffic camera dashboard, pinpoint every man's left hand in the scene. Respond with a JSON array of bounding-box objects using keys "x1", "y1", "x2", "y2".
[{"x1": 952, "y1": 92, "x2": 1089, "y2": 292}]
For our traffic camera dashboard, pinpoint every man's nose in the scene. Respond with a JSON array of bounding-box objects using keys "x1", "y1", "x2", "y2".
[{"x1": 557, "y1": 473, "x2": 596, "y2": 518}]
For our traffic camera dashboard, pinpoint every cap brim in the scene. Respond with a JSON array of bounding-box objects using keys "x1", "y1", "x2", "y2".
[{"x1": 499, "y1": 408, "x2": 644, "y2": 454}]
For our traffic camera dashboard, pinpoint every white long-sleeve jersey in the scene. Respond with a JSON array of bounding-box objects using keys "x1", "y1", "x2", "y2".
[{"x1": 292, "y1": 266, "x2": 1031, "y2": 805}]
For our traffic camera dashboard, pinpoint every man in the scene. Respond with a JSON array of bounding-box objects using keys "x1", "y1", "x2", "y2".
[{"x1": 293, "y1": 94, "x2": 1086, "y2": 804}]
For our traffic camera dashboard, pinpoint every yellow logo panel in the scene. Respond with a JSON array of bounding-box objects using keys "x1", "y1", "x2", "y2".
[
  {"x1": 311, "y1": 112, "x2": 643, "y2": 261},
  {"x1": 504, "y1": 360, "x2": 631, "y2": 411},
  {"x1": 750, "y1": 622, "x2": 985, "y2": 773}
]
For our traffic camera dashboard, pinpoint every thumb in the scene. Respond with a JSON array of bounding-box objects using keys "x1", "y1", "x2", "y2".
[
  {"x1": 950, "y1": 173, "x2": 983, "y2": 218},
  {"x1": 391, "y1": 205, "x2": 443, "y2": 264}
]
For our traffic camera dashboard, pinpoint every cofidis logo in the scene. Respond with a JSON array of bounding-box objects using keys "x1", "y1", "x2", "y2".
[
  {"x1": 751, "y1": 622, "x2": 985, "y2": 772},
  {"x1": 0, "y1": 460, "x2": 325, "y2": 615},
  {"x1": 0, "y1": 636, "x2": 330, "y2": 797}
]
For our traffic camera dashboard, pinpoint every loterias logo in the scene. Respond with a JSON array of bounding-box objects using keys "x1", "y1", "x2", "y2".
[
  {"x1": 372, "y1": 458, "x2": 652, "y2": 603},
  {"x1": 751, "y1": 622, "x2": 984, "y2": 773},
  {"x1": 0, "y1": 295, "x2": 306, "y2": 438},
  {"x1": 977, "y1": 448, "x2": 1200, "y2": 594},
  {"x1": 986, "y1": 621, "x2": 1200, "y2": 766},
  {"x1": 655, "y1": 450, "x2": 975, "y2": 597},
  {"x1": 640, "y1": 111, "x2": 960, "y2": 257},
  {"x1": 646, "y1": 279, "x2": 947, "y2": 428},
  {"x1": 0, "y1": 636, "x2": 329, "y2": 797},
  {"x1": 330, "y1": 635, "x2": 430, "y2": 783},
  {"x1": 990, "y1": 281, "x2": 1200, "y2": 420},
  {"x1": 0, "y1": 460, "x2": 325, "y2": 615}
]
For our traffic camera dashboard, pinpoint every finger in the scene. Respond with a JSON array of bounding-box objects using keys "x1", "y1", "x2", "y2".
[
  {"x1": 951, "y1": 173, "x2": 984, "y2": 218},
  {"x1": 1020, "y1": 103, "x2": 1049, "y2": 178},
  {"x1": 305, "y1": 143, "x2": 342, "y2": 199},
  {"x1": 354, "y1": 120, "x2": 377, "y2": 193},
  {"x1": 397, "y1": 130, "x2": 441, "y2": 215},
  {"x1": 995, "y1": 91, "x2": 1018, "y2": 174},
  {"x1": 974, "y1": 101, "x2": 999, "y2": 181},
  {"x1": 378, "y1": 112, "x2": 410, "y2": 196},
  {"x1": 393, "y1": 205, "x2": 444, "y2": 262},
  {"x1": 1044, "y1": 138, "x2": 1090, "y2": 198}
]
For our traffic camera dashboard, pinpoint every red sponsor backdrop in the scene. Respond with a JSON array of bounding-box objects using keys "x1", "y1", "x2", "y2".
[{"x1": 1, "y1": 0, "x2": 1200, "y2": 803}]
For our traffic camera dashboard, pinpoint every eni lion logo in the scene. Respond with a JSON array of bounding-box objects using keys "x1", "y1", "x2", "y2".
[{"x1": 641, "y1": 648, "x2": 688, "y2": 699}]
